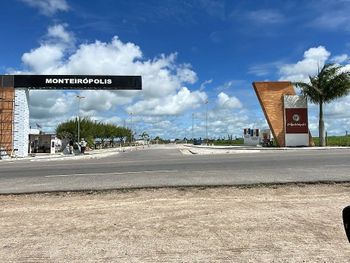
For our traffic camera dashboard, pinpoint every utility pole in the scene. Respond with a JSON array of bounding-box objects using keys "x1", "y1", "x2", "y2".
[
  {"x1": 76, "y1": 95, "x2": 85, "y2": 143},
  {"x1": 130, "y1": 112, "x2": 133, "y2": 143},
  {"x1": 205, "y1": 99, "x2": 208, "y2": 145},
  {"x1": 192, "y1": 113, "x2": 194, "y2": 141}
]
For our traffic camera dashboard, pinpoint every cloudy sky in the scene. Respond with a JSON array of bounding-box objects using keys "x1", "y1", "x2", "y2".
[{"x1": 1, "y1": 0, "x2": 350, "y2": 139}]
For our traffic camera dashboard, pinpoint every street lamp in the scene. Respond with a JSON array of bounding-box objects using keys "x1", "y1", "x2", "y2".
[
  {"x1": 192, "y1": 112, "x2": 194, "y2": 141},
  {"x1": 205, "y1": 99, "x2": 208, "y2": 145},
  {"x1": 129, "y1": 112, "x2": 133, "y2": 143},
  {"x1": 76, "y1": 95, "x2": 85, "y2": 143}
]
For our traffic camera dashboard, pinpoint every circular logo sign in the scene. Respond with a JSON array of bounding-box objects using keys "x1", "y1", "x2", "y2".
[{"x1": 292, "y1": 114, "x2": 300, "y2": 122}]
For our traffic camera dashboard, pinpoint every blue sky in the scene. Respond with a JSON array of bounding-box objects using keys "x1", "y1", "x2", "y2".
[{"x1": 1, "y1": 0, "x2": 350, "y2": 139}]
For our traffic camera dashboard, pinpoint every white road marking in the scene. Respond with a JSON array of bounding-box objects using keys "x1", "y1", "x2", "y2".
[
  {"x1": 44, "y1": 170, "x2": 179, "y2": 178},
  {"x1": 323, "y1": 164, "x2": 350, "y2": 167}
]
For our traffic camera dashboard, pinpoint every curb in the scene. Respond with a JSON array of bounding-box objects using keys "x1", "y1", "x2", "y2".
[
  {"x1": 1, "y1": 148, "x2": 126, "y2": 162},
  {"x1": 29, "y1": 151, "x2": 120, "y2": 162},
  {"x1": 183, "y1": 144, "x2": 350, "y2": 151},
  {"x1": 181, "y1": 144, "x2": 350, "y2": 155}
]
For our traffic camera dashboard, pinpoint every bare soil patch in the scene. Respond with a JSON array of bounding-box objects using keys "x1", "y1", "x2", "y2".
[{"x1": 1, "y1": 184, "x2": 350, "y2": 262}]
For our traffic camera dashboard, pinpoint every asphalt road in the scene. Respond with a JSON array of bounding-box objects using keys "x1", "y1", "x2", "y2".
[{"x1": 0, "y1": 145, "x2": 350, "y2": 194}]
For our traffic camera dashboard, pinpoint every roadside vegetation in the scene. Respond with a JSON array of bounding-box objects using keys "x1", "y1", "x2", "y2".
[
  {"x1": 55, "y1": 118, "x2": 350, "y2": 148},
  {"x1": 213, "y1": 138, "x2": 244, "y2": 146},
  {"x1": 56, "y1": 118, "x2": 132, "y2": 147},
  {"x1": 313, "y1": 135, "x2": 350, "y2": 146},
  {"x1": 212, "y1": 136, "x2": 350, "y2": 146}
]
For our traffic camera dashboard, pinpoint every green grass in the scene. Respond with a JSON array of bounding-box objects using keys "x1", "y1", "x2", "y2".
[
  {"x1": 213, "y1": 139, "x2": 244, "y2": 146},
  {"x1": 313, "y1": 135, "x2": 350, "y2": 146},
  {"x1": 212, "y1": 136, "x2": 350, "y2": 147}
]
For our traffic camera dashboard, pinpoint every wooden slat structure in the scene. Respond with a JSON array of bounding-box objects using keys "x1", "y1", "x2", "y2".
[{"x1": 0, "y1": 77, "x2": 15, "y2": 157}]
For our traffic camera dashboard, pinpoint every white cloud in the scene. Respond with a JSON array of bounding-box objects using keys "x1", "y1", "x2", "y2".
[
  {"x1": 19, "y1": 24, "x2": 200, "y2": 98},
  {"x1": 126, "y1": 87, "x2": 207, "y2": 115},
  {"x1": 309, "y1": 97, "x2": 350, "y2": 136},
  {"x1": 16, "y1": 24, "x2": 268, "y2": 140},
  {"x1": 198, "y1": 0, "x2": 226, "y2": 20},
  {"x1": 21, "y1": 0, "x2": 69, "y2": 15},
  {"x1": 279, "y1": 46, "x2": 331, "y2": 82},
  {"x1": 248, "y1": 61, "x2": 283, "y2": 77},
  {"x1": 218, "y1": 80, "x2": 234, "y2": 90},
  {"x1": 176, "y1": 64, "x2": 197, "y2": 84},
  {"x1": 29, "y1": 90, "x2": 76, "y2": 117},
  {"x1": 22, "y1": 45, "x2": 64, "y2": 74},
  {"x1": 312, "y1": 13, "x2": 348, "y2": 30},
  {"x1": 216, "y1": 92, "x2": 242, "y2": 109},
  {"x1": 47, "y1": 24, "x2": 74, "y2": 43},
  {"x1": 16, "y1": 24, "x2": 208, "y2": 137},
  {"x1": 200, "y1": 79, "x2": 212, "y2": 91},
  {"x1": 277, "y1": 45, "x2": 350, "y2": 135},
  {"x1": 189, "y1": 92, "x2": 249, "y2": 139},
  {"x1": 325, "y1": 95, "x2": 350, "y2": 119},
  {"x1": 29, "y1": 90, "x2": 77, "y2": 132},
  {"x1": 79, "y1": 90, "x2": 133, "y2": 112},
  {"x1": 22, "y1": 28, "x2": 197, "y2": 99},
  {"x1": 192, "y1": 107, "x2": 256, "y2": 139},
  {"x1": 331, "y1": 54, "x2": 349, "y2": 64},
  {"x1": 246, "y1": 9, "x2": 285, "y2": 24},
  {"x1": 99, "y1": 116, "x2": 123, "y2": 126},
  {"x1": 21, "y1": 25, "x2": 74, "y2": 73},
  {"x1": 309, "y1": 0, "x2": 350, "y2": 32}
]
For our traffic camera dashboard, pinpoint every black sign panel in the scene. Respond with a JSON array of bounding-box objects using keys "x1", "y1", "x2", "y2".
[{"x1": 11, "y1": 75, "x2": 142, "y2": 90}]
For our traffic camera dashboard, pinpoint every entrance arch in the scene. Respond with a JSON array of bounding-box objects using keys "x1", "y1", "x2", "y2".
[{"x1": 0, "y1": 75, "x2": 141, "y2": 158}]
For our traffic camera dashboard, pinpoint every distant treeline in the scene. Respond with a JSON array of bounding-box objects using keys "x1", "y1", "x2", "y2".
[{"x1": 56, "y1": 117, "x2": 132, "y2": 146}]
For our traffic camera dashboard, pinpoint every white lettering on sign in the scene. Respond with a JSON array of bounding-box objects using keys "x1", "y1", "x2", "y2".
[
  {"x1": 286, "y1": 123, "x2": 307, "y2": 127},
  {"x1": 45, "y1": 78, "x2": 113, "y2": 85}
]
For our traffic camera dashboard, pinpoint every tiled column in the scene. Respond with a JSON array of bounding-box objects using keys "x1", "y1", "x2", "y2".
[{"x1": 13, "y1": 89, "x2": 30, "y2": 157}]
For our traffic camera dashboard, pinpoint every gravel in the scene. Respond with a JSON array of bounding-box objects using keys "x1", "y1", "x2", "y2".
[{"x1": 1, "y1": 184, "x2": 350, "y2": 262}]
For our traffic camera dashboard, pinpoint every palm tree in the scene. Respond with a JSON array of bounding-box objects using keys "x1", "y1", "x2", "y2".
[
  {"x1": 140, "y1": 131, "x2": 149, "y2": 142},
  {"x1": 294, "y1": 63, "x2": 350, "y2": 146}
]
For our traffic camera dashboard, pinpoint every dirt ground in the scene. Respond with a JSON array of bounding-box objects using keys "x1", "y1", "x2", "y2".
[{"x1": 1, "y1": 184, "x2": 350, "y2": 263}]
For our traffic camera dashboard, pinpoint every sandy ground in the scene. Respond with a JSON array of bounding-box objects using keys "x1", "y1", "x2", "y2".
[{"x1": 1, "y1": 184, "x2": 350, "y2": 262}]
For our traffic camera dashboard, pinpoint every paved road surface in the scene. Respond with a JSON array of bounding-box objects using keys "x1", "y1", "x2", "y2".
[{"x1": 0, "y1": 145, "x2": 350, "y2": 193}]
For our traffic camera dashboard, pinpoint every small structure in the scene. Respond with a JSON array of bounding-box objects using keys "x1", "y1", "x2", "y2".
[
  {"x1": 29, "y1": 132, "x2": 60, "y2": 154},
  {"x1": 243, "y1": 128, "x2": 260, "y2": 146}
]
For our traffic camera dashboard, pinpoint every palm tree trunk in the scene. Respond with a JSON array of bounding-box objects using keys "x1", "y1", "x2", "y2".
[{"x1": 319, "y1": 100, "x2": 325, "y2": 146}]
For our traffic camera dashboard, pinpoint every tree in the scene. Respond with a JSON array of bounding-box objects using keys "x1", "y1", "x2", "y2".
[
  {"x1": 56, "y1": 118, "x2": 131, "y2": 148},
  {"x1": 117, "y1": 127, "x2": 132, "y2": 145},
  {"x1": 294, "y1": 63, "x2": 350, "y2": 146},
  {"x1": 56, "y1": 119, "x2": 77, "y2": 141},
  {"x1": 140, "y1": 131, "x2": 149, "y2": 140}
]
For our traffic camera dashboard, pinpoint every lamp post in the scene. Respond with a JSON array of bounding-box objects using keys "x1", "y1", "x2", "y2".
[
  {"x1": 129, "y1": 112, "x2": 133, "y2": 143},
  {"x1": 76, "y1": 95, "x2": 85, "y2": 143},
  {"x1": 192, "y1": 113, "x2": 194, "y2": 141},
  {"x1": 205, "y1": 99, "x2": 208, "y2": 145}
]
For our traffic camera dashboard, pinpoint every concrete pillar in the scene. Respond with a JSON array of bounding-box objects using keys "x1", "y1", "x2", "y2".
[{"x1": 13, "y1": 89, "x2": 30, "y2": 157}]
